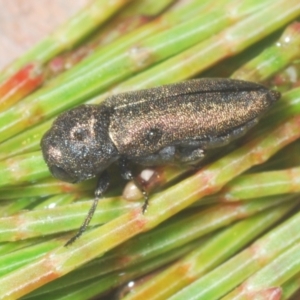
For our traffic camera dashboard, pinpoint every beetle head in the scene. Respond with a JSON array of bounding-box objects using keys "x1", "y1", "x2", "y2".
[{"x1": 41, "y1": 105, "x2": 118, "y2": 183}]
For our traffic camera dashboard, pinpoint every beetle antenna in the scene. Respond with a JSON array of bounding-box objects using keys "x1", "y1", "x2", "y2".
[
  {"x1": 64, "y1": 171, "x2": 110, "y2": 247},
  {"x1": 64, "y1": 196, "x2": 99, "y2": 247}
]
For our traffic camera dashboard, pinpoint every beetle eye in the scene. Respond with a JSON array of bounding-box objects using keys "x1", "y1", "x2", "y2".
[{"x1": 50, "y1": 165, "x2": 76, "y2": 183}]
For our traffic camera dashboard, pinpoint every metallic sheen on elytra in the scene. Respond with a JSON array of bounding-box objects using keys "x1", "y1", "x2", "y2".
[{"x1": 41, "y1": 78, "x2": 281, "y2": 245}]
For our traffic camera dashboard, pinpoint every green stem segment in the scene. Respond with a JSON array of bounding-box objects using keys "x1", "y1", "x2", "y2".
[
  {"x1": 170, "y1": 207, "x2": 300, "y2": 300},
  {"x1": 123, "y1": 201, "x2": 297, "y2": 300}
]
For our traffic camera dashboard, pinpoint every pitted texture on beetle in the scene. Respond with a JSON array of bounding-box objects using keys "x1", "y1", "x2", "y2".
[
  {"x1": 41, "y1": 78, "x2": 280, "y2": 184},
  {"x1": 41, "y1": 105, "x2": 117, "y2": 182},
  {"x1": 40, "y1": 78, "x2": 281, "y2": 245},
  {"x1": 107, "y1": 79, "x2": 279, "y2": 157}
]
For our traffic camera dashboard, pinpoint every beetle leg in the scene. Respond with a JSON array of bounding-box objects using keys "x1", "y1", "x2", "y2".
[
  {"x1": 119, "y1": 157, "x2": 149, "y2": 213},
  {"x1": 65, "y1": 171, "x2": 110, "y2": 246}
]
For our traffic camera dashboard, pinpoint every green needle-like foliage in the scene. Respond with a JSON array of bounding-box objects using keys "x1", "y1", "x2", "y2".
[
  {"x1": 0, "y1": 1, "x2": 300, "y2": 299},
  {"x1": 123, "y1": 201, "x2": 297, "y2": 300},
  {"x1": 169, "y1": 206, "x2": 300, "y2": 300}
]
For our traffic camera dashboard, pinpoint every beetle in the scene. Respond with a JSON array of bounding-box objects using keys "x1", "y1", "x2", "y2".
[{"x1": 41, "y1": 78, "x2": 280, "y2": 245}]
